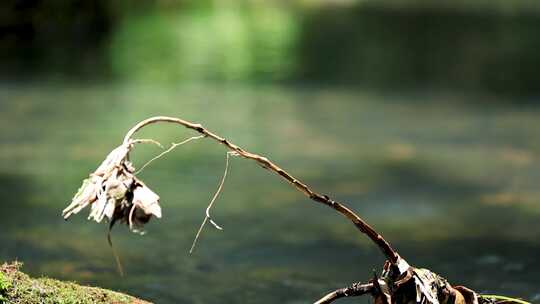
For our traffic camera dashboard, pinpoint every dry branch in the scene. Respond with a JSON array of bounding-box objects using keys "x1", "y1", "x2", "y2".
[
  {"x1": 314, "y1": 282, "x2": 374, "y2": 304},
  {"x1": 62, "y1": 116, "x2": 531, "y2": 304},
  {"x1": 122, "y1": 116, "x2": 399, "y2": 264}
]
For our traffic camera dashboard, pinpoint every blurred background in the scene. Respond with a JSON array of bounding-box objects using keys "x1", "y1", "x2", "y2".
[{"x1": 1, "y1": 0, "x2": 540, "y2": 303}]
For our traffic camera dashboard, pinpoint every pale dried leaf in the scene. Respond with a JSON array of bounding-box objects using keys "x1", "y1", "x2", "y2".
[
  {"x1": 103, "y1": 198, "x2": 116, "y2": 220},
  {"x1": 63, "y1": 178, "x2": 98, "y2": 218},
  {"x1": 89, "y1": 190, "x2": 108, "y2": 223},
  {"x1": 133, "y1": 185, "x2": 161, "y2": 218},
  {"x1": 94, "y1": 145, "x2": 130, "y2": 176}
]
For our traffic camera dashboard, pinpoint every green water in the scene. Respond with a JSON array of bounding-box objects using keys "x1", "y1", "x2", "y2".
[{"x1": 1, "y1": 83, "x2": 539, "y2": 303}]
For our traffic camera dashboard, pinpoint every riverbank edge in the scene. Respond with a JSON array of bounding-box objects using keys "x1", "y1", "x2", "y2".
[{"x1": 0, "y1": 262, "x2": 151, "y2": 304}]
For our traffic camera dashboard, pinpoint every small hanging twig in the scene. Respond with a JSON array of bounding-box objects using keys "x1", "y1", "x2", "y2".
[
  {"x1": 189, "y1": 151, "x2": 236, "y2": 254},
  {"x1": 128, "y1": 204, "x2": 137, "y2": 231},
  {"x1": 107, "y1": 224, "x2": 125, "y2": 277}
]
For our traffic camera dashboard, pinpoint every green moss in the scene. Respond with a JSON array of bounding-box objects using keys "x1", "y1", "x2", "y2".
[
  {"x1": 0, "y1": 262, "x2": 150, "y2": 304},
  {"x1": 0, "y1": 270, "x2": 12, "y2": 303}
]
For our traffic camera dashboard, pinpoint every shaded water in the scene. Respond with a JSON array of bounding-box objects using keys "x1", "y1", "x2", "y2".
[{"x1": 1, "y1": 84, "x2": 539, "y2": 303}]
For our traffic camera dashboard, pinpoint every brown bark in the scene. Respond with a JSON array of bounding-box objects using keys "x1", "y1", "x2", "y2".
[{"x1": 123, "y1": 116, "x2": 399, "y2": 264}]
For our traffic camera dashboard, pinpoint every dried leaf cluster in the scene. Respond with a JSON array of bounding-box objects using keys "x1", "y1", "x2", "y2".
[
  {"x1": 377, "y1": 260, "x2": 479, "y2": 304},
  {"x1": 62, "y1": 142, "x2": 162, "y2": 233}
]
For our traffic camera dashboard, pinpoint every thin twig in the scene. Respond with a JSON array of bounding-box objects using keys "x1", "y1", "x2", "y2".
[
  {"x1": 189, "y1": 217, "x2": 208, "y2": 255},
  {"x1": 128, "y1": 204, "x2": 136, "y2": 231},
  {"x1": 123, "y1": 116, "x2": 399, "y2": 264},
  {"x1": 107, "y1": 225, "x2": 124, "y2": 277},
  {"x1": 314, "y1": 282, "x2": 373, "y2": 304},
  {"x1": 135, "y1": 135, "x2": 204, "y2": 175},
  {"x1": 131, "y1": 138, "x2": 164, "y2": 148},
  {"x1": 189, "y1": 151, "x2": 234, "y2": 254},
  {"x1": 206, "y1": 152, "x2": 236, "y2": 230}
]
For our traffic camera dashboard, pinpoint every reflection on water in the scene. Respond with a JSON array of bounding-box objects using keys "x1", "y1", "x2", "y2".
[{"x1": 0, "y1": 83, "x2": 539, "y2": 303}]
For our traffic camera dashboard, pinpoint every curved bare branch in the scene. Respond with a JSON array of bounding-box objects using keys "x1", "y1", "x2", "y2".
[{"x1": 123, "y1": 116, "x2": 399, "y2": 264}]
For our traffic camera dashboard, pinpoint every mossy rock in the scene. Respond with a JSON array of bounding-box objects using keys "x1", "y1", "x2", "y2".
[{"x1": 0, "y1": 262, "x2": 150, "y2": 304}]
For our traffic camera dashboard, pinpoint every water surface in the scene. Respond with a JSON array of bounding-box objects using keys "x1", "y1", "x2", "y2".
[{"x1": 1, "y1": 83, "x2": 539, "y2": 303}]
